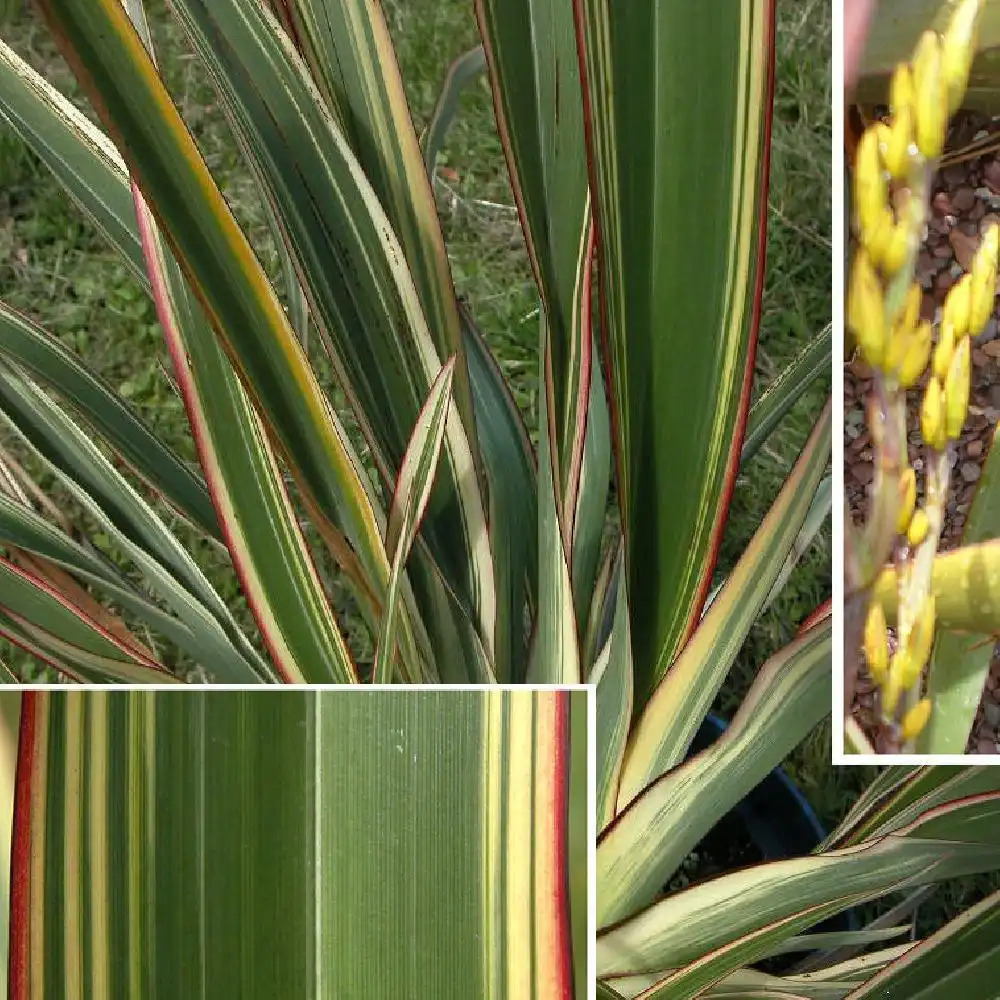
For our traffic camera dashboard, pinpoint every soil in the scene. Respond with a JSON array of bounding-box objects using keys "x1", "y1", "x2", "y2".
[{"x1": 847, "y1": 111, "x2": 1000, "y2": 754}]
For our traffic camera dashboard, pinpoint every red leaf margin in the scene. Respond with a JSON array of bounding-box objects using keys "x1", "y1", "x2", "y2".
[{"x1": 8, "y1": 692, "x2": 38, "y2": 999}]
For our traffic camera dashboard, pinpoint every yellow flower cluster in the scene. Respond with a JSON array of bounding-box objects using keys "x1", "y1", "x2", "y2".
[
  {"x1": 922, "y1": 231, "x2": 996, "y2": 450},
  {"x1": 864, "y1": 592, "x2": 934, "y2": 721},
  {"x1": 851, "y1": 0, "x2": 988, "y2": 747}
]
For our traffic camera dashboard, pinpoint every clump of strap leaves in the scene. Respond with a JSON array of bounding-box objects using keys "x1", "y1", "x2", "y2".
[{"x1": 846, "y1": 0, "x2": 997, "y2": 753}]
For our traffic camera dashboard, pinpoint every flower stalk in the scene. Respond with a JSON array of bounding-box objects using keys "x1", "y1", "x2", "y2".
[{"x1": 847, "y1": 0, "x2": 990, "y2": 752}]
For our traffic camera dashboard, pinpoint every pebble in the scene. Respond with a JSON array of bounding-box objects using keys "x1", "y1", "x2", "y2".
[
  {"x1": 929, "y1": 213, "x2": 954, "y2": 236},
  {"x1": 951, "y1": 230, "x2": 978, "y2": 270},
  {"x1": 961, "y1": 462, "x2": 982, "y2": 483},
  {"x1": 984, "y1": 158, "x2": 1000, "y2": 192},
  {"x1": 953, "y1": 186, "x2": 977, "y2": 212},
  {"x1": 853, "y1": 464, "x2": 874, "y2": 486},
  {"x1": 936, "y1": 270, "x2": 957, "y2": 293},
  {"x1": 932, "y1": 189, "x2": 953, "y2": 215},
  {"x1": 977, "y1": 318, "x2": 1000, "y2": 346},
  {"x1": 943, "y1": 164, "x2": 968, "y2": 187}
]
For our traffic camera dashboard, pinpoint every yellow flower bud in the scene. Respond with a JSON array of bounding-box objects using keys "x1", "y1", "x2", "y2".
[
  {"x1": 848, "y1": 250, "x2": 888, "y2": 367},
  {"x1": 943, "y1": 273, "x2": 972, "y2": 340},
  {"x1": 932, "y1": 322, "x2": 955, "y2": 381},
  {"x1": 880, "y1": 217, "x2": 912, "y2": 277},
  {"x1": 864, "y1": 602, "x2": 889, "y2": 685},
  {"x1": 907, "y1": 507, "x2": 930, "y2": 547},
  {"x1": 884, "y1": 104, "x2": 914, "y2": 180},
  {"x1": 901, "y1": 698, "x2": 933, "y2": 743},
  {"x1": 894, "y1": 282, "x2": 923, "y2": 335},
  {"x1": 969, "y1": 223, "x2": 999, "y2": 335},
  {"x1": 942, "y1": 0, "x2": 984, "y2": 115},
  {"x1": 874, "y1": 120, "x2": 893, "y2": 146},
  {"x1": 902, "y1": 593, "x2": 937, "y2": 684},
  {"x1": 890, "y1": 62, "x2": 915, "y2": 116},
  {"x1": 912, "y1": 30, "x2": 948, "y2": 160},
  {"x1": 944, "y1": 335, "x2": 972, "y2": 439},
  {"x1": 854, "y1": 127, "x2": 888, "y2": 239},
  {"x1": 921, "y1": 376, "x2": 947, "y2": 451},
  {"x1": 977, "y1": 220, "x2": 1000, "y2": 272},
  {"x1": 863, "y1": 206, "x2": 896, "y2": 272},
  {"x1": 882, "y1": 655, "x2": 905, "y2": 716},
  {"x1": 897, "y1": 466, "x2": 917, "y2": 535},
  {"x1": 897, "y1": 319, "x2": 933, "y2": 387}
]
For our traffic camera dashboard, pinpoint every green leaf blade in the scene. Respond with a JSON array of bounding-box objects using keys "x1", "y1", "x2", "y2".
[
  {"x1": 598, "y1": 616, "x2": 831, "y2": 927},
  {"x1": 12, "y1": 689, "x2": 584, "y2": 998},
  {"x1": 844, "y1": 887, "x2": 1000, "y2": 1000},
  {"x1": 616, "y1": 401, "x2": 831, "y2": 807},
  {"x1": 34, "y1": 0, "x2": 392, "y2": 618},
  {"x1": 374, "y1": 358, "x2": 456, "y2": 683},
  {"x1": 577, "y1": 0, "x2": 776, "y2": 703},
  {"x1": 168, "y1": 0, "x2": 496, "y2": 664},
  {"x1": 920, "y1": 404, "x2": 1000, "y2": 752}
]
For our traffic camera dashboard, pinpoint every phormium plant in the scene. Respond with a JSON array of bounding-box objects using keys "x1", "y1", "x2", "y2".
[
  {"x1": 0, "y1": 0, "x2": 825, "y2": 693},
  {"x1": 10, "y1": 1, "x2": 998, "y2": 998}
]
